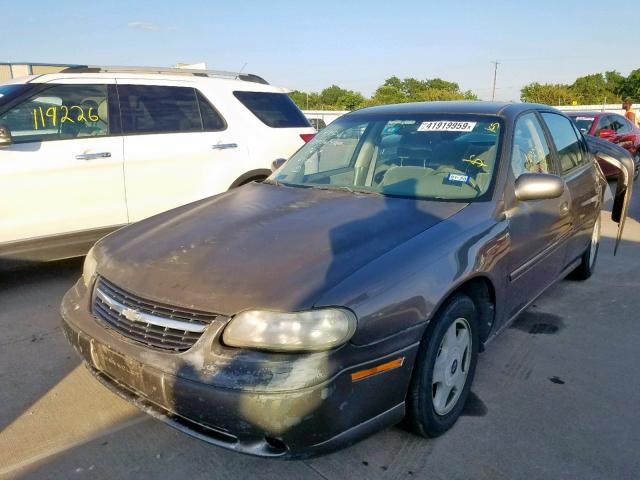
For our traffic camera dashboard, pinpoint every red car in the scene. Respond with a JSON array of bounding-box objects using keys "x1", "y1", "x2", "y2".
[{"x1": 567, "y1": 111, "x2": 640, "y2": 178}]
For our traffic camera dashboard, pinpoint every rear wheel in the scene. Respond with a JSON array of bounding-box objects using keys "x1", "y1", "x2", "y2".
[
  {"x1": 569, "y1": 215, "x2": 601, "y2": 280},
  {"x1": 406, "y1": 293, "x2": 479, "y2": 437}
]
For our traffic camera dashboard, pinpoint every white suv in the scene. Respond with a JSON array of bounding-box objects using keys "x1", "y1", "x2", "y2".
[{"x1": 0, "y1": 66, "x2": 315, "y2": 268}]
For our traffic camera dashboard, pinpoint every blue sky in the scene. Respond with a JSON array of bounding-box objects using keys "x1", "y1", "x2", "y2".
[{"x1": 2, "y1": 0, "x2": 636, "y2": 101}]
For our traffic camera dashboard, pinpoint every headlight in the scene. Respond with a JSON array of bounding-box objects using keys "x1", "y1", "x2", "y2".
[
  {"x1": 222, "y1": 309, "x2": 357, "y2": 352},
  {"x1": 82, "y1": 246, "x2": 98, "y2": 287}
]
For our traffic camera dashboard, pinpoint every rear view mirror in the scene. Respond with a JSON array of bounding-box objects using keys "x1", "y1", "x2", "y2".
[
  {"x1": 599, "y1": 128, "x2": 615, "y2": 139},
  {"x1": 0, "y1": 125, "x2": 12, "y2": 147},
  {"x1": 515, "y1": 173, "x2": 565, "y2": 201},
  {"x1": 271, "y1": 158, "x2": 287, "y2": 172}
]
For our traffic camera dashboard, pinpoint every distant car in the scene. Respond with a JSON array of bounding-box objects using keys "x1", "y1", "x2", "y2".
[
  {"x1": 566, "y1": 111, "x2": 640, "y2": 178},
  {"x1": 0, "y1": 65, "x2": 315, "y2": 268},
  {"x1": 62, "y1": 102, "x2": 631, "y2": 458}
]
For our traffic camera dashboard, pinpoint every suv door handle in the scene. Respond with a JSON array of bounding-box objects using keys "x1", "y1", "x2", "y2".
[
  {"x1": 75, "y1": 152, "x2": 111, "y2": 160},
  {"x1": 212, "y1": 143, "x2": 238, "y2": 150}
]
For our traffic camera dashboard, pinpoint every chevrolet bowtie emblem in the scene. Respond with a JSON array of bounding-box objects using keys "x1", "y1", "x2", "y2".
[{"x1": 121, "y1": 307, "x2": 143, "y2": 323}]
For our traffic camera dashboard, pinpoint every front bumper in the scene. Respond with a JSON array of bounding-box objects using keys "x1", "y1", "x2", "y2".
[{"x1": 60, "y1": 280, "x2": 422, "y2": 458}]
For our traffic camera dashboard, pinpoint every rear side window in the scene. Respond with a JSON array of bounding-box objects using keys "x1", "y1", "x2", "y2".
[
  {"x1": 119, "y1": 85, "x2": 202, "y2": 134},
  {"x1": 609, "y1": 115, "x2": 632, "y2": 134},
  {"x1": 541, "y1": 113, "x2": 585, "y2": 173},
  {"x1": 196, "y1": 90, "x2": 226, "y2": 131},
  {"x1": 233, "y1": 91, "x2": 310, "y2": 128}
]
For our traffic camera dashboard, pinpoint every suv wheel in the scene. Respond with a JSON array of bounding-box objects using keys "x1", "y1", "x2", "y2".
[{"x1": 406, "y1": 293, "x2": 479, "y2": 437}]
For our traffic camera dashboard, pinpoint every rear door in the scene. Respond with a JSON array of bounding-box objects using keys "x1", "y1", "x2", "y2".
[
  {"x1": 540, "y1": 112, "x2": 601, "y2": 265},
  {"x1": 505, "y1": 112, "x2": 573, "y2": 318},
  {"x1": 117, "y1": 82, "x2": 246, "y2": 222},
  {"x1": 0, "y1": 81, "x2": 127, "y2": 246}
]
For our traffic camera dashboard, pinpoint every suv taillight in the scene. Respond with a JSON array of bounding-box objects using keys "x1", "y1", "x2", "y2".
[{"x1": 300, "y1": 133, "x2": 315, "y2": 143}]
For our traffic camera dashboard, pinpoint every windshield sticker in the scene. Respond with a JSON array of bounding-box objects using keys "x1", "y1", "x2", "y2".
[
  {"x1": 417, "y1": 121, "x2": 476, "y2": 132},
  {"x1": 447, "y1": 173, "x2": 470, "y2": 183},
  {"x1": 576, "y1": 116, "x2": 595, "y2": 121}
]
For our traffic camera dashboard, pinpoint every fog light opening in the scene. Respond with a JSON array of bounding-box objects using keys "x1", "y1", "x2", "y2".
[{"x1": 264, "y1": 436, "x2": 287, "y2": 453}]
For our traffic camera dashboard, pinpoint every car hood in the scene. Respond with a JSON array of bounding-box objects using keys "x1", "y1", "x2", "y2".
[{"x1": 96, "y1": 183, "x2": 468, "y2": 315}]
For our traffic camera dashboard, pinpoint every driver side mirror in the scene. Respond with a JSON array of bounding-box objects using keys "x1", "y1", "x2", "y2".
[
  {"x1": 271, "y1": 158, "x2": 287, "y2": 172},
  {"x1": 515, "y1": 173, "x2": 565, "y2": 201},
  {"x1": 0, "y1": 125, "x2": 12, "y2": 147},
  {"x1": 599, "y1": 128, "x2": 615, "y2": 139}
]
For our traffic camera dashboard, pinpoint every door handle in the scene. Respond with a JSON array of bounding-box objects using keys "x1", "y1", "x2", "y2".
[
  {"x1": 559, "y1": 202, "x2": 570, "y2": 215},
  {"x1": 212, "y1": 143, "x2": 238, "y2": 150},
  {"x1": 75, "y1": 152, "x2": 111, "y2": 160}
]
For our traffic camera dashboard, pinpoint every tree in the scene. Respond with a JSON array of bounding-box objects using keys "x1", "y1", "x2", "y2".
[
  {"x1": 368, "y1": 77, "x2": 478, "y2": 105},
  {"x1": 571, "y1": 73, "x2": 620, "y2": 104},
  {"x1": 619, "y1": 69, "x2": 640, "y2": 102},
  {"x1": 520, "y1": 82, "x2": 575, "y2": 105}
]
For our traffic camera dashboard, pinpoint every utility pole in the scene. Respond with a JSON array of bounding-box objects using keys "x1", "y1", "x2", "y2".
[{"x1": 491, "y1": 60, "x2": 500, "y2": 101}]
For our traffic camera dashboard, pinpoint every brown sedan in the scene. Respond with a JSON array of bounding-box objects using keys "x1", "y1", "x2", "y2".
[{"x1": 61, "y1": 102, "x2": 631, "y2": 458}]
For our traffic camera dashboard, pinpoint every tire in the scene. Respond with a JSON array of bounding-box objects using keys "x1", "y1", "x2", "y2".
[
  {"x1": 406, "y1": 293, "x2": 480, "y2": 437},
  {"x1": 568, "y1": 215, "x2": 601, "y2": 281}
]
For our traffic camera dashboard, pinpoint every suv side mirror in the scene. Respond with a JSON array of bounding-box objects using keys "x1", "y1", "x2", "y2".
[
  {"x1": 515, "y1": 173, "x2": 565, "y2": 201},
  {"x1": 271, "y1": 158, "x2": 287, "y2": 172},
  {"x1": 599, "y1": 128, "x2": 615, "y2": 139},
  {"x1": 0, "y1": 125, "x2": 12, "y2": 147}
]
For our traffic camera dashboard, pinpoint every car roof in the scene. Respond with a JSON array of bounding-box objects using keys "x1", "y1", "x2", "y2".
[{"x1": 348, "y1": 101, "x2": 560, "y2": 118}]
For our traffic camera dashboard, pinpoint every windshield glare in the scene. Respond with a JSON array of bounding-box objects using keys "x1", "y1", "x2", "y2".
[{"x1": 272, "y1": 114, "x2": 502, "y2": 201}]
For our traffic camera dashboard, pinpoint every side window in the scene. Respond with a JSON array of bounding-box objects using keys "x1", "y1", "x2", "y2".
[
  {"x1": 541, "y1": 113, "x2": 585, "y2": 174},
  {"x1": 610, "y1": 115, "x2": 632, "y2": 134},
  {"x1": 233, "y1": 91, "x2": 311, "y2": 128},
  {"x1": 118, "y1": 85, "x2": 202, "y2": 134},
  {"x1": 593, "y1": 116, "x2": 612, "y2": 136},
  {"x1": 0, "y1": 84, "x2": 109, "y2": 144},
  {"x1": 196, "y1": 90, "x2": 226, "y2": 131},
  {"x1": 511, "y1": 113, "x2": 553, "y2": 177}
]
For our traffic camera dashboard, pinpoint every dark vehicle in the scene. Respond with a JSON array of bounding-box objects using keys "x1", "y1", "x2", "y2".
[
  {"x1": 61, "y1": 102, "x2": 631, "y2": 459},
  {"x1": 566, "y1": 111, "x2": 640, "y2": 178}
]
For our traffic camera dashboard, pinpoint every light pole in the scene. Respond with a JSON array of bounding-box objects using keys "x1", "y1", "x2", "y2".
[{"x1": 491, "y1": 61, "x2": 500, "y2": 101}]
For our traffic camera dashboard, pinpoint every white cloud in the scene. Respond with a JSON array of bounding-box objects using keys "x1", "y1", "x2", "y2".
[{"x1": 127, "y1": 21, "x2": 159, "y2": 31}]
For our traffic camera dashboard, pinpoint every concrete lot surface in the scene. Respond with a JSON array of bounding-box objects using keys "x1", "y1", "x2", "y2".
[{"x1": 1, "y1": 188, "x2": 639, "y2": 480}]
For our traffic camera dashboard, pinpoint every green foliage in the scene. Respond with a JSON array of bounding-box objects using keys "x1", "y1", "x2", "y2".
[
  {"x1": 289, "y1": 76, "x2": 478, "y2": 111},
  {"x1": 521, "y1": 69, "x2": 640, "y2": 105}
]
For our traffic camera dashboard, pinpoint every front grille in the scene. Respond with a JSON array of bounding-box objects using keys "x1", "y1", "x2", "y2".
[{"x1": 92, "y1": 277, "x2": 219, "y2": 352}]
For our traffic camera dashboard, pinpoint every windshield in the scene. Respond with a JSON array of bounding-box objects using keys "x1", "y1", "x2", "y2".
[
  {"x1": 569, "y1": 115, "x2": 595, "y2": 134},
  {"x1": 270, "y1": 113, "x2": 503, "y2": 201},
  {"x1": 0, "y1": 84, "x2": 30, "y2": 109}
]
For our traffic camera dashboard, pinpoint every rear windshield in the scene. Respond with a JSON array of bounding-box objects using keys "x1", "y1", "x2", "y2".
[
  {"x1": 569, "y1": 115, "x2": 595, "y2": 135},
  {"x1": 233, "y1": 91, "x2": 310, "y2": 128}
]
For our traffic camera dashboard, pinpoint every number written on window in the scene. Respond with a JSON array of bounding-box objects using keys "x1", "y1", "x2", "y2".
[{"x1": 32, "y1": 105, "x2": 101, "y2": 129}]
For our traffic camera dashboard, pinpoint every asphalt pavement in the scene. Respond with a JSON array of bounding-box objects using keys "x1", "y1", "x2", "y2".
[{"x1": 1, "y1": 186, "x2": 639, "y2": 480}]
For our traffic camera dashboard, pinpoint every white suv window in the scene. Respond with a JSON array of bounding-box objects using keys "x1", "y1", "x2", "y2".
[
  {"x1": 0, "y1": 84, "x2": 109, "y2": 143},
  {"x1": 118, "y1": 85, "x2": 225, "y2": 135}
]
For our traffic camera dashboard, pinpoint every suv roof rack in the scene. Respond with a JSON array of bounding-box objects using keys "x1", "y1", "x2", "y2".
[{"x1": 59, "y1": 65, "x2": 269, "y2": 84}]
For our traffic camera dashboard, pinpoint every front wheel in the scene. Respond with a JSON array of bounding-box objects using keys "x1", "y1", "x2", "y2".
[
  {"x1": 568, "y1": 215, "x2": 601, "y2": 280},
  {"x1": 406, "y1": 293, "x2": 479, "y2": 437}
]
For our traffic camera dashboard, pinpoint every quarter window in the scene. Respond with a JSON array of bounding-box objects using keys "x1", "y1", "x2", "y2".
[
  {"x1": 233, "y1": 91, "x2": 311, "y2": 128},
  {"x1": 541, "y1": 113, "x2": 585, "y2": 173},
  {"x1": 511, "y1": 113, "x2": 553, "y2": 177},
  {"x1": 0, "y1": 84, "x2": 109, "y2": 143}
]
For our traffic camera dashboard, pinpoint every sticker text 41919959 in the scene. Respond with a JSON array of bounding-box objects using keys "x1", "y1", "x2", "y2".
[{"x1": 417, "y1": 121, "x2": 477, "y2": 132}]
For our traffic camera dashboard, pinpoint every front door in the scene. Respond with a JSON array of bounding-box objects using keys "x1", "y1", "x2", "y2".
[
  {"x1": 505, "y1": 112, "x2": 573, "y2": 318},
  {"x1": 0, "y1": 82, "x2": 127, "y2": 248}
]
